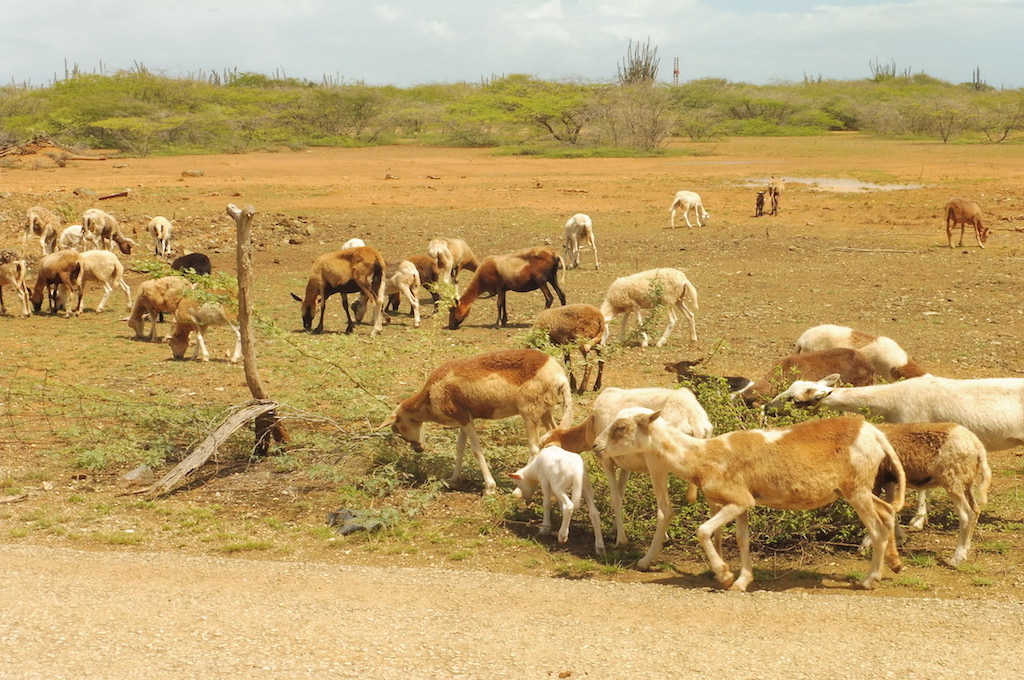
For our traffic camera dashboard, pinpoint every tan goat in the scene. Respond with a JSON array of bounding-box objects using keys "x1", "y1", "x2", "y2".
[
  {"x1": 0, "y1": 250, "x2": 31, "y2": 317},
  {"x1": 78, "y1": 250, "x2": 132, "y2": 313},
  {"x1": 167, "y1": 298, "x2": 242, "y2": 363},
  {"x1": 127, "y1": 276, "x2": 191, "y2": 341},
  {"x1": 427, "y1": 237, "x2": 480, "y2": 291},
  {"x1": 533, "y1": 303, "x2": 606, "y2": 394},
  {"x1": 944, "y1": 198, "x2": 989, "y2": 249},
  {"x1": 794, "y1": 324, "x2": 927, "y2": 381},
  {"x1": 23, "y1": 206, "x2": 62, "y2": 255},
  {"x1": 382, "y1": 348, "x2": 573, "y2": 495},
  {"x1": 291, "y1": 246, "x2": 386, "y2": 335}
]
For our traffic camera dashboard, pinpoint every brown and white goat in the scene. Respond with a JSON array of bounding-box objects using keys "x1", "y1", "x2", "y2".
[
  {"x1": 594, "y1": 410, "x2": 904, "y2": 590},
  {"x1": 387, "y1": 254, "x2": 440, "y2": 314},
  {"x1": 794, "y1": 324, "x2": 927, "y2": 381},
  {"x1": 354, "y1": 259, "x2": 422, "y2": 328},
  {"x1": 382, "y1": 348, "x2": 573, "y2": 495},
  {"x1": 427, "y1": 237, "x2": 479, "y2": 291},
  {"x1": 290, "y1": 246, "x2": 386, "y2": 335},
  {"x1": 81, "y1": 208, "x2": 135, "y2": 254},
  {"x1": 30, "y1": 250, "x2": 82, "y2": 316},
  {"x1": 448, "y1": 246, "x2": 566, "y2": 329},
  {"x1": 874, "y1": 422, "x2": 991, "y2": 567},
  {"x1": 78, "y1": 250, "x2": 132, "y2": 313},
  {"x1": 562, "y1": 213, "x2": 598, "y2": 270},
  {"x1": 23, "y1": 206, "x2": 62, "y2": 255},
  {"x1": 731, "y1": 348, "x2": 876, "y2": 407},
  {"x1": 127, "y1": 276, "x2": 191, "y2": 341},
  {"x1": 944, "y1": 198, "x2": 989, "y2": 249},
  {"x1": 167, "y1": 298, "x2": 242, "y2": 363},
  {"x1": 542, "y1": 386, "x2": 713, "y2": 563},
  {"x1": 0, "y1": 250, "x2": 31, "y2": 317},
  {"x1": 533, "y1": 303, "x2": 606, "y2": 394}
]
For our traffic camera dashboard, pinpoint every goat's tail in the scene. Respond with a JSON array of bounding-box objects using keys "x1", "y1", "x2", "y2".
[
  {"x1": 683, "y1": 279, "x2": 699, "y2": 313},
  {"x1": 976, "y1": 447, "x2": 993, "y2": 507},
  {"x1": 558, "y1": 373, "x2": 573, "y2": 430},
  {"x1": 878, "y1": 430, "x2": 905, "y2": 513}
]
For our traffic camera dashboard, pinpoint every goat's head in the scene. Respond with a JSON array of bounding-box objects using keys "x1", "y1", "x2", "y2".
[
  {"x1": 766, "y1": 373, "x2": 842, "y2": 412},
  {"x1": 380, "y1": 409, "x2": 425, "y2": 453},
  {"x1": 508, "y1": 469, "x2": 538, "y2": 504},
  {"x1": 979, "y1": 226, "x2": 991, "y2": 245},
  {"x1": 593, "y1": 407, "x2": 662, "y2": 460},
  {"x1": 290, "y1": 291, "x2": 315, "y2": 331},
  {"x1": 448, "y1": 303, "x2": 468, "y2": 330}
]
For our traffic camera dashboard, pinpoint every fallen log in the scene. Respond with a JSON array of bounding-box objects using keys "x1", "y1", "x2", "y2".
[{"x1": 98, "y1": 189, "x2": 131, "y2": 200}]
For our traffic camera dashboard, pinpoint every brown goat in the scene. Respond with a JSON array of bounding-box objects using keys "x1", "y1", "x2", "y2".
[
  {"x1": 945, "y1": 198, "x2": 989, "y2": 249},
  {"x1": 167, "y1": 298, "x2": 241, "y2": 362},
  {"x1": 448, "y1": 246, "x2": 566, "y2": 329},
  {"x1": 290, "y1": 246, "x2": 386, "y2": 335},
  {"x1": 736, "y1": 348, "x2": 876, "y2": 407},
  {"x1": 0, "y1": 250, "x2": 31, "y2": 317},
  {"x1": 794, "y1": 324, "x2": 927, "y2": 381},
  {"x1": 427, "y1": 237, "x2": 479, "y2": 289},
  {"x1": 23, "y1": 206, "x2": 62, "y2": 255},
  {"x1": 127, "y1": 276, "x2": 192, "y2": 341},
  {"x1": 30, "y1": 250, "x2": 82, "y2": 316},
  {"x1": 534, "y1": 303, "x2": 606, "y2": 393}
]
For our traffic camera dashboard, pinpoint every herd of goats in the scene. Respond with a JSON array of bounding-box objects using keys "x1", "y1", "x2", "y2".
[{"x1": 0, "y1": 185, "x2": 1007, "y2": 591}]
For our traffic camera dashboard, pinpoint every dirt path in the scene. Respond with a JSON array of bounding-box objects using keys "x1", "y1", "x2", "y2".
[{"x1": 1, "y1": 544, "x2": 1021, "y2": 679}]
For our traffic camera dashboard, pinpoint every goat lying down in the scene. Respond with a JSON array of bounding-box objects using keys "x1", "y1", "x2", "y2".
[{"x1": 594, "y1": 409, "x2": 904, "y2": 591}]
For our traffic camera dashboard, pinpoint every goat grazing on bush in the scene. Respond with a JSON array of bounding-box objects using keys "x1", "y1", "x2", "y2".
[
  {"x1": 30, "y1": 250, "x2": 82, "y2": 316},
  {"x1": 171, "y1": 252, "x2": 212, "y2": 277},
  {"x1": 354, "y1": 259, "x2": 422, "y2": 328},
  {"x1": 509, "y1": 444, "x2": 605, "y2": 554},
  {"x1": 167, "y1": 298, "x2": 242, "y2": 363},
  {"x1": 600, "y1": 268, "x2": 698, "y2": 348},
  {"x1": 290, "y1": 246, "x2": 386, "y2": 335},
  {"x1": 541, "y1": 386, "x2": 713, "y2": 563},
  {"x1": 388, "y1": 254, "x2": 440, "y2": 314},
  {"x1": 127, "y1": 276, "x2": 191, "y2": 341},
  {"x1": 427, "y1": 237, "x2": 479, "y2": 290},
  {"x1": 78, "y1": 249, "x2": 132, "y2": 313},
  {"x1": 562, "y1": 213, "x2": 598, "y2": 269},
  {"x1": 795, "y1": 324, "x2": 927, "y2": 381},
  {"x1": 0, "y1": 250, "x2": 31, "y2": 317},
  {"x1": 594, "y1": 409, "x2": 904, "y2": 590},
  {"x1": 81, "y1": 208, "x2": 135, "y2": 254},
  {"x1": 448, "y1": 246, "x2": 565, "y2": 330},
  {"x1": 533, "y1": 303, "x2": 606, "y2": 393},
  {"x1": 23, "y1": 206, "x2": 61, "y2": 255},
  {"x1": 669, "y1": 191, "x2": 709, "y2": 228},
  {"x1": 147, "y1": 216, "x2": 173, "y2": 257},
  {"x1": 944, "y1": 198, "x2": 990, "y2": 249},
  {"x1": 382, "y1": 348, "x2": 573, "y2": 495}
]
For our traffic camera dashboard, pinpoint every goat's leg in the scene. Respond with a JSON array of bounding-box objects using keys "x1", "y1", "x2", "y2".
[
  {"x1": 696, "y1": 503, "x2": 747, "y2": 589},
  {"x1": 946, "y1": 486, "x2": 977, "y2": 567},
  {"x1": 555, "y1": 487, "x2": 575, "y2": 544},
  {"x1": 636, "y1": 467, "x2": 674, "y2": 570},
  {"x1": 402, "y1": 284, "x2": 420, "y2": 328},
  {"x1": 679, "y1": 301, "x2": 698, "y2": 343},
  {"x1": 314, "y1": 295, "x2": 327, "y2": 333},
  {"x1": 539, "y1": 479, "x2": 554, "y2": 536},
  {"x1": 957, "y1": 225, "x2": 966, "y2": 248},
  {"x1": 731, "y1": 510, "x2": 755, "y2": 591},
  {"x1": 581, "y1": 474, "x2": 605, "y2": 555},
  {"x1": 496, "y1": 290, "x2": 507, "y2": 327},
  {"x1": 908, "y1": 489, "x2": 929, "y2": 531},
  {"x1": 850, "y1": 492, "x2": 896, "y2": 589},
  {"x1": 632, "y1": 309, "x2": 651, "y2": 348},
  {"x1": 946, "y1": 220, "x2": 955, "y2": 248},
  {"x1": 462, "y1": 423, "x2": 496, "y2": 495},
  {"x1": 670, "y1": 205, "x2": 677, "y2": 228},
  {"x1": 228, "y1": 323, "x2": 242, "y2": 363},
  {"x1": 600, "y1": 460, "x2": 630, "y2": 548},
  {"x1": 684, "y1": 208, "x2": 694, "y2": 228},
  {"x1": 655, "y1": 305, "x2": 677, "y2": 348},
  {"x1": 194, "y1": 327, "x2": 211, "y2": 361},
  {"x1": 564, "y1": 349, "x2": 578, "y2": 393},
  {"x1": 539, "y1": 283, "x2": 554, "y2": 309},
  {"x1": 95, "y1": 282, "x2": 113, "y2": 313},
  {"x1": 975, "y1": 223, "x2": 986, "y2": 249},
  {"x1": 118, "y1": 279, "x2": 132, "y2": 312},
  {"x1": 341, "y1": 294, "x2": 356, "y2": 334}
]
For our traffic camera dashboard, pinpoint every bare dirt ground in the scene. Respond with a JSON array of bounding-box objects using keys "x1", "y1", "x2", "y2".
[{"x1": 2, "y1": 136, "x2": 1024, "y2": 677}]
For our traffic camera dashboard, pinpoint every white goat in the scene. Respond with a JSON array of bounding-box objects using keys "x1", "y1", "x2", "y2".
[
  {"x1": 540, "y1": 386, "x2": 713, "y2": 565},
  {"x1": 594, "y1": 409, "x2": 904, "y2": 590},
  {"x1": 354, "y1": 259, "x2": 422, "y2": 328},
  {"x1": 669, "y1": 190, "x2": 709, "y2": 228},
  {"x1": 147, "y1": 216, "x2": 173, "y2": 257},
  {"x1": 78, "y1": 250, "x2": 132, "y2": 313},
  {"x1": 768, "y1": 373, "x2": 1024, "y2": 452},
  {"x1": 794, "y1": 324, "x2": 927, "y2": 381},
  {"x1": 509, "y1": 444, "x2": 605, "y2": 555},
  {"x1": 874, "y1": 422, "x2": 991, "y2": 566},
  {"x1": 382, "y1": 348, "x2": 573, "y2": 495},
  {"x1": 23, "y1": 206, "x2": 62, "y2": 255},
  {"x1": 166, "y1": 298, "x2": 242, "y2": 363},
  {"x1": 57, "y1": 224, "x2": 101, "y2": 252},
  {"x1": 342, "y1": 238, "x2": 366, "y2": 250},
  {"x1": 0, "y1": 250, "x2": 31, "y2": 317},
  {"x1": 562, "y1": 213, "x2": 598, "y2": 270},
  {"x1": 599, "y1": 268, "x2": 698, "y2": 347}
]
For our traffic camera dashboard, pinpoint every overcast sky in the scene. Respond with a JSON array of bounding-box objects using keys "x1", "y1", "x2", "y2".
[{"x1": 4, "y1": 1, "x2": 1022, "y2": 89}]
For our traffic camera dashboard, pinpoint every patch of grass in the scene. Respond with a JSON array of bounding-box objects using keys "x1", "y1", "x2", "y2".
[
  {"x1": 972, "y1": 577, "x2": 995, "y2": 587},
  {"x1": 978, "y1": 540, "x2": 1011, "y2": 555},
  {"x1": 904, "y1": 553, "x2": 937, "y2": 568},
  {"x1": 218, "y1": 539, "x2": 274, "y2": 553},
  {"x1": 553, "y1": 558, "x2": 599, "y2": 579},
  {"x1": 892, "y1": 575, "x2": 932, "y2": 591},
  {"x1": 447, "y1": 549, "x2": 473, "y2": 561}
]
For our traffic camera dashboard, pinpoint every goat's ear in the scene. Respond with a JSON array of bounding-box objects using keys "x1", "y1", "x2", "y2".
[
  {"x1": 508, "y1": 473, "x2": 522, "y2": 480},
  {"x1": 376, "y1": 415, "x2": 396, "y2": 431},
  {"x1": 821, "y1": 373, "x2": 842, "y2": 387},
  {"x1": 290, "y1": 292, "x2": 302, "y2": 303},
  {"x1": 642, "y1": 410, "x2": 662, "y2": 427}
]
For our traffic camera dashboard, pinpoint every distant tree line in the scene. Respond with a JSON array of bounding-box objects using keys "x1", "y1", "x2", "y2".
[{"x1": 1, "y1": 67, "x2": 1021, "y2": 156}]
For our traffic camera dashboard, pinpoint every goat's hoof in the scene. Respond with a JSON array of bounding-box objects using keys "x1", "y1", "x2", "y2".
[{"x1": 857, "y1": 577, "x2": 880, "y2": 590}]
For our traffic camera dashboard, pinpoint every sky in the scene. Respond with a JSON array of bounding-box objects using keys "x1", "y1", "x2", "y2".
[{"x1": 4, "y1": 0, "x2": 1023, "y2": 89}]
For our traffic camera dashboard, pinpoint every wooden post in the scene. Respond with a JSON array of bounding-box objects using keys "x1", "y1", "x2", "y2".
[{"x1": 227, "y1": 203, "x2": 287, "y2": 456}]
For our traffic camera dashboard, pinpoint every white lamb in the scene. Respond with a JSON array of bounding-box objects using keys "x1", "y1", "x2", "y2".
[
  {"x1": 147, "y1": 216, "x2": 173, "y2": 257},
  {"x1": 599, "y1": 268, "x2": 698, "y2": 347},
  {"x1": 509, "y1": 445, "x2": 605, "y2": 555},
  {"x1": 669, "y1": 190, "x2": 709, "y2": 228},
  {"x1": 57, "y1": 225, "x2": 101, "y2": 252},
  {"x1": 562, "y1": 213, "x2": 598, "y2": 270},
  {"x1": 78, "y1": 250, "x2": 132, "y2": 313}
]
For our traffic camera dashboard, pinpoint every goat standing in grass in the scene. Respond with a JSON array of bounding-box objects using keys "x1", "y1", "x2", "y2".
[
  {"x1": 594, "y1": 409, "x2": 904, "y2": 590},
  {"x1": 767, "y1": 176, "x2": 784, "y2": 215},
  {"x1": 23, "y1": 206, "x2": 61, "y2": 255},
  {"x1": 382, "y1": 348, "x2": 573, "y2": 495},
  {"x1": 509, "y1": 445, "x2": 605, "y2": 555},
  {"x1": 30, "y1": 250, "x2": 82, "y2": 316},
  {"x1": 0, "y1": 250, "x2": 31, "y2": 317},
  {"x1": 533, "y1": 303, "x2": 606, "y2": 394},
  {"x1": 291, "y1": 246, "x2": 386, "y2": 335},
  {"x1": 669, "y1": 191, "x2": 709, "y2": 228},
  {"x1": 167, "y1": 298, "x2": 242, "y2": 363},
  {"x1": 427, "y1": 237, "x2": 479, "y2": 292},
  {"x1": 599, "y1": 268, "x2": 698, "y2": 348}
]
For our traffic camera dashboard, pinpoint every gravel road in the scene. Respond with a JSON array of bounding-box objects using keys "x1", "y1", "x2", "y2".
[{"x1": 1, "y1": 544, "x2": 1022, "y2": 679}]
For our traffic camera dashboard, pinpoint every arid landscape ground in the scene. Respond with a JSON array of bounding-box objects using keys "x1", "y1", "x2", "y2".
[{"x1": 1, "y1": 135, "x2": 1023, "y2": 677}]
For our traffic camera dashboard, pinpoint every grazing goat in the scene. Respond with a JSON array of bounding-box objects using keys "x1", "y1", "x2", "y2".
[
  {"x1": 541, "y1": 386, "x2": 713, "y2": 564},
  {"x1": 354, "y1": 259, "x2": 422, "y2": 328},
  {"x1": 427, "y1": 237, "x2": 479, "y2": 290},
  {"x1": 290, "y1": 246, "x2": 386, "y2": 335},
  {"x1": 78, "y1": 250, "x2": 132, "y2": 313},
  {"x1": 382, "y1": 348, "x2": 573, "y2": 495},
  {"x1": 167, "y1": 298, "x2": 242, "y2": 363},
  {"x1": 30, "y1": 250, "x2": 82, "y2": 316},
  {"x1": 664, "y1": 358, "x2": 760, "y2": 394},
  {"x1": 57, "y1": 224, "x2": 101, "y2": 252},
  {"x1": 873, "y1": 422, "x2": 991, "y2": 567},
  {"x1": 594, "y1": 410, "x2": 904, "y2": 590},
  {"x1": 387, "y1": 254, "x2": 440, "y2": 314},
  {"x1": 767, "y1": 176, "x2": 784, "y2": 215},
  {"x1": 736, "y1": 348, "x2": 876, "y2": 407},
  {"x1": 81, "y1": 208, "x2": 135, "y2": 254},
  {"x1": 562, "y1": 213, "x2": 598, "y2": 270},
  {"x1": 448, "y1": 246, "x2": 565, "y2": 330},
  {"x1": 669, "y1": 190, "x2": 709, "y2": 228},
  {"x1": 754, "y1": 190, "x2": 766, "y2": 217},
  {"x1": 599, "y1": 268, "x2": 698, "y2": 348},
  {"x1": 794, "y1": 324, "x2": 927, "y2": 381},
  {"x1": 171, "y1": 252, "x2": 212, "y2": 277},
  {"x1": 147, "y1": 216, "x2": 173, "y2": 257},
  {"x1": 127, "y1": 276, "x2": 191, "y2": 341},
  {"x1": 0, "y1": 250, "x2": 31, "y2": 317},
  {"x1": 768, "y1": 373, "x2": 1024, "y2": 452},
  {"x1": 533, "y1": 303, "x2": 606, "y2": 393},
  {"x1": 945, "y1": 198, "x2": 989, "y2": 249},
  {"x1": 23, "y1": 206, "x2": 61, "y2": 255},
  {"x1": 509, "y1": 445, "x2": 605, "y2": 555}
]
